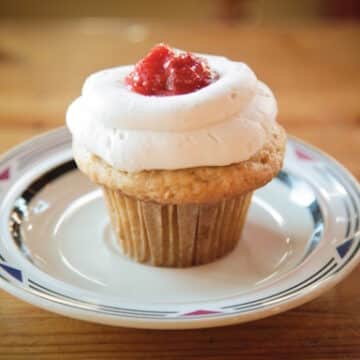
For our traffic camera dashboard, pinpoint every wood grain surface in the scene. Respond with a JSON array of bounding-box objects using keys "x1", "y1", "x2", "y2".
[{"x1": 0, "y1": 19, "x2": 359, "y2": 359}]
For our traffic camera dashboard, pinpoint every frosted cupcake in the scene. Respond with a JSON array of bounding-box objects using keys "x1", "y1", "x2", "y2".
[{"x1": 66, "y1": 44, "x2": 286, "y2": 267}]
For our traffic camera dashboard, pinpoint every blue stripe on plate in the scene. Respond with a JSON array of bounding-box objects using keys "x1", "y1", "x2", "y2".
[
  {"x1": 325, "y1": 165, "x2": 360, "y2": 235},
  {"x1": 28, "y1": 279, "x2": 175, "y2": 316},
  {"x1": 222, "y1": 258, "x2": 336, "y2": 310},
  {"x1": 28, "y1": 284, "x2": 169, "y2": 319}
]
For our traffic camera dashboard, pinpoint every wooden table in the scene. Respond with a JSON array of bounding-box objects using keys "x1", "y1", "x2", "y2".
[{"x1": 0, "y1": 20, "x2": 359, "y2": 359}]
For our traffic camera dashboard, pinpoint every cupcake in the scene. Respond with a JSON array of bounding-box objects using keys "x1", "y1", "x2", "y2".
[{"x1": 66, "y1": 44, "x2": 286, "y2": 267}]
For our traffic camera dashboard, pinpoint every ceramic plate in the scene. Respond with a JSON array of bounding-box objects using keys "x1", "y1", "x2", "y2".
[{"x1": 0, "y1": 128, "x2": 359, "y2": 329}]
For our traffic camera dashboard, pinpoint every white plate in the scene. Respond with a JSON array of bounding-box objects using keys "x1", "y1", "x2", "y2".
[{"x1": 0, "y1": 128, "x2": 359, "y2": 329}]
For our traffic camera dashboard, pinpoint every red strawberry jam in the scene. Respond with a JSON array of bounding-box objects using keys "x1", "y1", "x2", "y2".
[{"x1": 125, "y1": 44, "x2": 218, "y2": 96}]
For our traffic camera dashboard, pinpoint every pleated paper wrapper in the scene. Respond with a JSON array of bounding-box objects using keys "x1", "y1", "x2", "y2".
[{"x1": 103, "y1": 188, "x2": 253, "y2": 267}]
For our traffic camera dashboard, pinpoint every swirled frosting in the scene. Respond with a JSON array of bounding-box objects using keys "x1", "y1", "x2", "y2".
[{"x1": 66, "y1": 53, "x2": 278, "y2": 172}]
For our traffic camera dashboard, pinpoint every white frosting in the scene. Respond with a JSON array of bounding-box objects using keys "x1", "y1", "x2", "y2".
[{"x1": 66, "y1": 53, "x2": 278, "y2": 172}]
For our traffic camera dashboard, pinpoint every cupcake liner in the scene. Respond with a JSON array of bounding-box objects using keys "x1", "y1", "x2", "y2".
[{"x1": 102, "y1": 187, "x2": 253, "y2": 267}]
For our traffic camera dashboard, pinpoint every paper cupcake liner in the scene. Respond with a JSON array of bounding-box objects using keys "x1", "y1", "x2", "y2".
[{"x1": 102, "y1": 188, "x2": 253, "y2": 267}]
